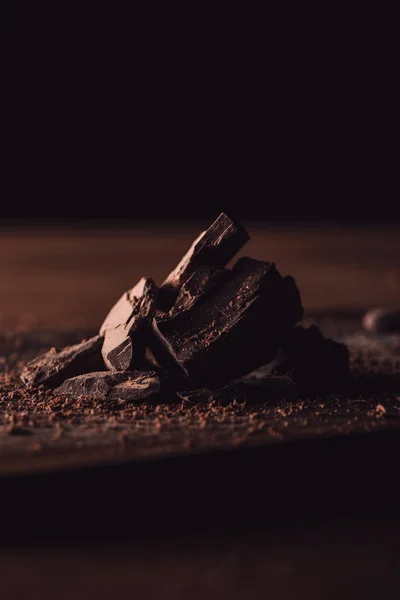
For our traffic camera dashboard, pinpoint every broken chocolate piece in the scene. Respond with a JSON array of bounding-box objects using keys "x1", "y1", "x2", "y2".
[
  {"x1": 102, "y1": 325, "x2": 137, "y2": 371},
  {"x1": 101, "y1": 277, "x2": 157, "y2": 371},
  {"x1": 172, "y1": 265, "x2": 229, "y2": 313},
  {"x1": 100, "y1": 277, "x2": 157, "y2": 336},
  {"x1": 108, "y1": 372, "x2": 160, "y2": 402},
  {"x1": 150, "y1": 266, "x2": 228, "y2": 376},
  {"x1": 363, "y1": 307, "x2": 400, "y2": 335},
  {"x1": 57, "y1": 371, "x2": 127, "y2": 399},
  {"x1": 20, "y1": 336, "x2": 104, "y2": 388},
  {"x1": 151, "y1": 257, "x2": 303, "y2": 384},
  {"x1": 56, "y1": 370, "x2": 160, "y2": 402},
  {"x1": 158, "y1": 213, "x2": 249, "y2": 311},
  {"x1": 276, "y1": 325, "x2": 350, "y2": 394}
]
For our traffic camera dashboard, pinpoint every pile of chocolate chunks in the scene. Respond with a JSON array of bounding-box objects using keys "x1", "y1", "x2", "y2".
[{"x1": 21, "y1": 214, "x2": 349, "y2": 403}]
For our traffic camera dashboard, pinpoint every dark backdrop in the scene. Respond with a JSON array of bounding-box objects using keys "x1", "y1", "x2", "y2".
[{"x1": 1, "y1": 5, "x2": 397, "y2": 222}]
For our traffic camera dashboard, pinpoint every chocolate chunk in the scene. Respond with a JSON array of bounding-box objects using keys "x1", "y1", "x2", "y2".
[
  {"x1": 56, "y1": 370, "x2": 160, "y2": 402},
  {"x1": 276, "y1": 326, "x2": 350, "y2": 394},
  {"x1": 172, "y1": 265, "x2": 228, "y2": 313},
  {"x1": 20, "y1": 336, "x2": 104, "y2": 388},
  {"x1": 150, "y1": 266, "x2": 228, "y2": 375},
  {"x1": 151, "y1": 257, "x2": 303, "y2": 384},
  {"x1": 158, "y1": 213, "x2": 249, "y2": 311},
  {"x1": 57, "y1": 371, "x2": 127, "y2": 399},
  {"x1": 101, "y1": 277, "x2": 157, "y2": 371},
  {"x1": 363, "y1": 307, "x2": 400, "y2": 335},
  {"x1": 177, "y1": 382, "x2": 245, "y2": 404},
  {"x1": 100, "y1": 277, "x2": 157, "y2": 336},
  {"x1": 107, "y1": 372, "x2": 160, "y2": 402}
]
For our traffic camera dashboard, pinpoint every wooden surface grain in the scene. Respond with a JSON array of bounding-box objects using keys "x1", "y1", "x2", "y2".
[
  {"x1": 1, "y1": 223, "x2": 400, "y2": 477},
  {"x1": 1, "y1": 223, "x2": 400, "y2": 599},
  {"x1": 1, "y1": 223, "x2": 400, "y2": 329}
]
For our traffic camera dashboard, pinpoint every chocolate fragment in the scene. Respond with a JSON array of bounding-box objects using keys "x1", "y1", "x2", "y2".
[
  {"x1": 150, "y1": 266, "x2": 228, "y2": 376},
  {"x1": 20, "y1": 336, "x2": 104, "y2": 388},
  {"x1": 158, "y1": 212, "x2": 249, "y2": 311},
  {"x1": 100, "y1": 277, "x2": 155, "y2": 335},
  {"x1": 101, "y1": 277, "x2": 157, "y2": 371},
  {"x1": 151, "y1": 257, "x2": 303, "y2": 384},
  {"x1": 56, "y1": 370, "x2": 160, "y2": 402},
  {"x1": 363, "y1": 307, "x2": 400, "y2": 335},
  {"x1": 56, "y1": 371, "x2": 127, "y2": 399},
  {"x1": 108, "y1": 372, "x2": 160, "y2": 402},
  {"x1": 276, "y1": 326, "x2": 350, "y2": 394},
  {"x1": 172, "y1": 265, "x2": 228, "y2": 313}
]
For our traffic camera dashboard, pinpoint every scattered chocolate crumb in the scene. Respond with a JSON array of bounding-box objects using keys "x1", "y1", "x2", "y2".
[{"x1": 375, "y1": 404, "x2": 387, "y2": 418}]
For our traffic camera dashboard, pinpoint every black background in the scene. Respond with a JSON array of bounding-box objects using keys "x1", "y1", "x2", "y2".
[{"x1": 1, "y1": 4, "x2": 398, "y2": 222}]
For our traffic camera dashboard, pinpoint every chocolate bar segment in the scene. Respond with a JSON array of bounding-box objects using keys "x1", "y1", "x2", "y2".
[
  {"x1": 158, "y1": 213, "x2": 249, "y2": 311},
  {"x1": 20, "y1": 336, "x2": 104, "y2": 388},
  {"x1": 100, "y1": 277, "x2": 157, "y2": 336},
  {"x1": 172, "y1": 265, "x2": 228, "y2": 313},
  {"x1": 107, "y1": 372, "x2": 160, "y2": 402},
  {"x1": 101, "y1": 277, "x2": 157, "y2": 371},
  {"x1": 56, "y1": 370, "x2": 160, "y2": 402},
  {"x1": 151, "y1": 257, "x2": 303, "y2": 384}
]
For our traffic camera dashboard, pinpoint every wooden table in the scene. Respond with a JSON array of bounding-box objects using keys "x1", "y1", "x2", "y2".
[
  {"x1": 1, "y1": 222, "x2": 400, "y2": 329},
  {"x1": 1, "y1": 222, "x2": 400, "y2": 599}
]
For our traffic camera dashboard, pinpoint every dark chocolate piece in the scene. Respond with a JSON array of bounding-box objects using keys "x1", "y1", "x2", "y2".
[
  {"x1": 150, "y1": 266, "x2": 228, "y2": 375},
  {"x1": 151, "y1": 257, "x2": 303, "y2": 384},
  {"x1": 100, "y1": 277, "x2": 157, "y2": 336},
  {"x1": 20, "y1": 336, "x2": 104, "y2": 388},
  {"x1": 107, "y1": 372, "x2": 160, "y2": 402},
  {"x1": 177, "y1": 382, "x2": 245, "y2": 404},
  {"x1": 276, "y1": 325, "x2": 350, "y2": 394},
  {"x1": 158, "y1": 212, "x2": 249, "y2": 311},
  {"x1": 56, "y1": 370, "x2": 160, "y2": 402},
  {"x1": 172, "y1": 265, "x2": 228, "y2": 313},
  {"x1": 363, "y1": 307, "x2": 400, "y2": 335},
  {"x1": 101, "y1": 277, "x2": 157, "y2": 371}
]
